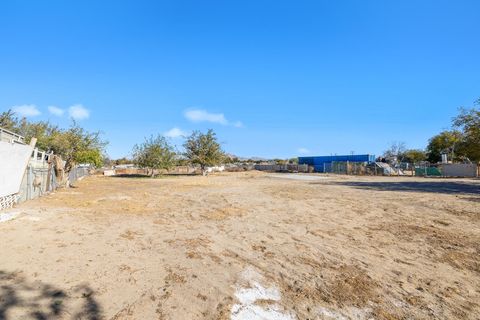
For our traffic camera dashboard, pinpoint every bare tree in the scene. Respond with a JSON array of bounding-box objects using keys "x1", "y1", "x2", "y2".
[{"x1": 383, "y1": 141, "x2": 406, "y2": 163}]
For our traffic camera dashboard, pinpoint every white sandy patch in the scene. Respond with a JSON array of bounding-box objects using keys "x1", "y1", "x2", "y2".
[
  {"x1": 316, "y1": 307, "x2": 348, "y2": 320},
  {"x1": 0, "y1": 208, "x2": 55, "y2": 223},
  {"x1": 97, "y1": 195, "x2": 132, "y2": 201},
  {"x1": 0, "y1": 210, "x2": 23, "y2": 223},
  {"x1": 231, "y1": 267, "x2": 295, "y2": 320},
  {"x1": 316, "y1": 306, "x2": 374, "y2": 320},
  {"x1": 268, "y1": 174, "x2": 328, "y2": 181}
]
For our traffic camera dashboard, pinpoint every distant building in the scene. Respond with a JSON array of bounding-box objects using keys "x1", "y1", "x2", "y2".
[{"x1": 298, "y1": 154, "x2": 375, "y2": 173}]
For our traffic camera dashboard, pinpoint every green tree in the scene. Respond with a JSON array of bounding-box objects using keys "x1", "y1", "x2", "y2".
[
  {"x1": 0, "y1": 109, "x2": 20, "y2": 131},
  {"x1": 133, "y1": 135, "x2": 176, "y2": 177},
  {"x1": 401, "y1": 149, "x2": 426, "y2": 164},
  {"x1": 426, "y1": 130, "x2": 462, "y2": 163},
  {"x1": 453, "y1": 103, "x2": 480, "y2": 162},
  {"x1": 176, "y1": 157, "x2": 190, "y2": 167},
  {"x1": 0, "y1": 111, "x2": 58, "y2": 148},
  {"x1": 76, "y1": 149, "x2": 104, "y2": 168},
  {"x1": 21, "y1": 121, "x2": 61, "y2": 151},
  {"x1": 47, "y1": 122, "x2": 107, "y2": 173},
  {"x1": 1, "y1": 110, "x2": 106, "y2": 175},
  {"x1": 223, "y1": 154, "x2": 237, "y2": 164},
  {"x1": 274, "y1": 159, "x2": 287, "y2": 165},
  {"x1": 183, "y1": 129, "x2": 225, "y2": 175},
  {"x1": 114, "y1": 157, "x2": 133, "y2": 166}
]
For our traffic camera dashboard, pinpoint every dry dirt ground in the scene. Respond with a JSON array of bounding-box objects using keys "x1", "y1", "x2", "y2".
[{"x1": 1, "y1": 172, "x2": 479, "y2": 320}]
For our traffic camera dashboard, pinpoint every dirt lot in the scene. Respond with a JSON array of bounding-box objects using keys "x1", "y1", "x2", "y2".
[{"x1": 1, "y1": 172, "x2": 479, "y2": 319}]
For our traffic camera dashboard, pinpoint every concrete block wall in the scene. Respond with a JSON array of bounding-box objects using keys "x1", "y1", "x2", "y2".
[{"x1": 440, "y1": 163, "x2": 478, "y2": 178}]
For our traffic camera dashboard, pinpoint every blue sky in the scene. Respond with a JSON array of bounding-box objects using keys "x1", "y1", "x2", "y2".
[{"x1": 1, "y1": 0, "x2": 479, "y2": 159}]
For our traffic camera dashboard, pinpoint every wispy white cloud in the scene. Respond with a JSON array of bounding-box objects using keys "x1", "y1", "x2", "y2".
[
  {"x1": 184, "y1": 109, "x2": 228, "y2": 125},
  {"x1": 48, "y1": 106, "x2": 64, "y2": 116},
  {"x1": 164, "y1": 127, "x2": 188, "y2": 138},
  {"x1": 233, "y1": 121, "x2": 244, "y2": 128},
  {"x1": 184, "y1": 108, "x2": 243, "y2": 127},
  {"x1": 12, "y1": 104, "x2": 41, "y2": 117},
  {"x1": 298, "y1": 148, "x2": 310, "y2": 155},
  {"x1": 68, "y1": 104, "x2": 90, "y2": 120}
]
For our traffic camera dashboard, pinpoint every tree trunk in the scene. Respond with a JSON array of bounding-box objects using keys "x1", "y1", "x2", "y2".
[{"x1": 52, "y1": 155, "x2": 68, "y2": 188}]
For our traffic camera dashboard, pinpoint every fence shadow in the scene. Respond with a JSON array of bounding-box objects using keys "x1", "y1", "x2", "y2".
[
  {"x1": 0, "y1": 270, "x2": 101, "y2": 320},
  {"x1": 322, "y1": 180, "x2": 480, "y2": 196}
]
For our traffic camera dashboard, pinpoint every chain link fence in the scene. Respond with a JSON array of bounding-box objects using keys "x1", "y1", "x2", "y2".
[
  {"x1": 69, "y1": 166, "x2": 91, "y2": 184},
  {"x1": 323, "y1": 162, "x2": 375, "y2": 175},
  {"x1": 1, "y1": 163, "x2": 91, "y2": 210}
]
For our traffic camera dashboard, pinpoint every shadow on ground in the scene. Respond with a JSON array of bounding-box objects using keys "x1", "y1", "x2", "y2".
[
  {"x1": 320, "y1": 180, "x2": 480, "y2": 196},
  {"x1": 111, "y1": 173, "x2": 196, "y2": 179},
  {"x1": 0, "y1": 270, "x2": 101, "y2": 320}
]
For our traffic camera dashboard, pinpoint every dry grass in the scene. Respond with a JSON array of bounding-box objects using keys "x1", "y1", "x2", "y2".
[{"x1": 1, "y1": 173, "x2": 479, "y2": 319}]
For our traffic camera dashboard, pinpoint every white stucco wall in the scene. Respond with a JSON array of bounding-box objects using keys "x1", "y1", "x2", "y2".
[
  {"x1": 441, "y1": 163, "x2": 478, "y2": 177},
  {"x1": 0, "y1": 141, "x2": 33, "y2": 197}
]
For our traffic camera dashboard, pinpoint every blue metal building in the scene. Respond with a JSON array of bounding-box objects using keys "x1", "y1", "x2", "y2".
[{"x1": 298, "y1": 154, "x2": 376, "y2": 173}]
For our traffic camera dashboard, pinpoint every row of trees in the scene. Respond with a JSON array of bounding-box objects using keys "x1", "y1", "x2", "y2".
[
  {"x1": 1, "y1": 108, "x2": 226, "y2": 178},
  {"x1": 383, "y1": 99, "x2": 480, "y2": 164},
  {"x1": 0, "y1": 110, "x2": 106, "y2": 183},
  {"x1": 426, "y1": 102, "x2": 480, "y2": 162},
  {"x1": 132, "y1": 129, "x2": 225, "y2": 176},
  {"x1": 3, "y1": 97, "x2": 477, "y2": 181}
]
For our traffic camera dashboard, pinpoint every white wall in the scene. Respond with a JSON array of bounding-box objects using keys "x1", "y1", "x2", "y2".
[
  {"x1": 441, "y1": 163, "x2": 478, "y2": 177},
  {"x1": 0, "y1": 141, "x2": 33, "y2": 197}
]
